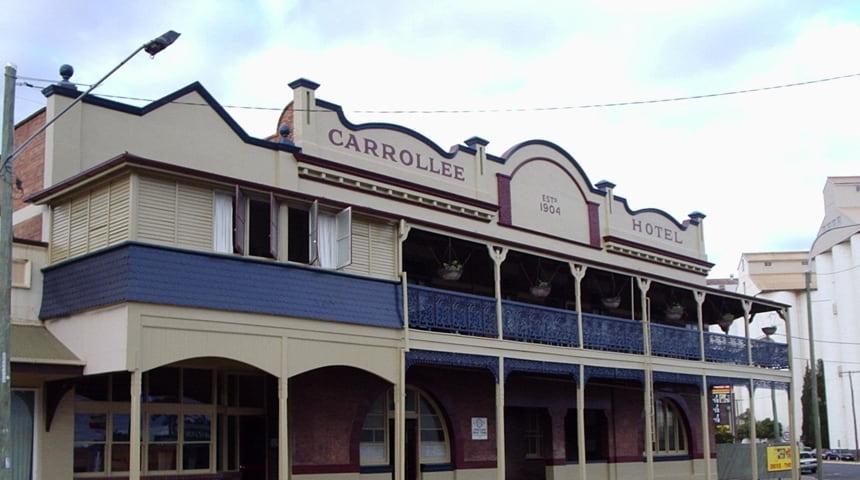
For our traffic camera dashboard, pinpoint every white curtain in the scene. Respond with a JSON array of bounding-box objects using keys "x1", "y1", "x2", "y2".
[
  {"x1": 213, "y1": 192, "x2": 233, "y2": 253},
  {"x1": 317, "y1": 212, "x2": 337, "y2": 268}
]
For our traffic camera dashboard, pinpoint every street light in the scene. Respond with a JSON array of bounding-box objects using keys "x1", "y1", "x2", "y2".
[
  {"x1": 4, "y1": 30, "x2": 180, "y2": 164},
  {"x1": 0, "y1": 29, "x2": 179, "y2": 479}
]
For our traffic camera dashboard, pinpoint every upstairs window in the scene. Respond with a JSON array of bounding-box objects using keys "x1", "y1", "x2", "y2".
[
  {"x1": 214, "y1": 189, "x2": 351, "y2": 269},
  {"x1": 233, "y1": 188, "x2": 277, "y2": 259},
  {"x1": 310, "y1": 200, "x2": 352, "y2": 269}
]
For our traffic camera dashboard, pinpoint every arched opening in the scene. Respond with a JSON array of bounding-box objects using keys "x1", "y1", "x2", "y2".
[
  {"x1": 72, "y1": 359, "x2": 274, "y2": 478},
  {"x1": 360, "y1": 387, "x2": 451, "y2": 478},
  {"x1": 654, "y1": 398, "x2": 690, "y2": 457}
]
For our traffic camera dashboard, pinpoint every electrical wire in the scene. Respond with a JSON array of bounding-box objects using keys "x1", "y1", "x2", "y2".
[{"x1": 16, "y1": 70, "x2": 860, "y2": 115}]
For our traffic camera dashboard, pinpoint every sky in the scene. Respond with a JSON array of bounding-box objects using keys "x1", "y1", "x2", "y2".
[{"x1": 2, "y1": 1, "x2": 859, "y2": 278}]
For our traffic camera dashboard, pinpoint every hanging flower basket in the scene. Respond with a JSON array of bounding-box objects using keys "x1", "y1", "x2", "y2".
[
  {"x1": 438, "y1": 260, "x2": 463, "y2": 281},
  {"x1": 601, "y1": 296, "x2": 621, "y2": 309},
  {"x1": 762, "y1": 325, "x2": 777, "y2": 336},
  {"x1": 718, "y1": 313, "x2": 734, "y2": 331},
  {"x1": 665, "y1": 304, "x2": 684, "y2": 321},
  {"x1": 530, "y1": 281, "x2": 551, "y2": 298}
]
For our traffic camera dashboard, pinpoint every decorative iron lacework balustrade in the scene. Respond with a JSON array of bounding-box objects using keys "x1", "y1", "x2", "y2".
[
  {"x1": 750, "y1": 339, "x2": 790, "y2": 369},
  {"x1": 582, "y1": 313, "x2": 644, "y2": 354},
  {"x1": 405, "y1": 285, "x2": 785, "y2": 369},
  {"x1": 501, "y1": 300, "x2": 579, "y2": 347},
  {"x1": 407, "y1": 285, "x2": 497, "y2": 337},
  {"x1": 704, "y1": 332, "x2": 749, "y2": 365},
  {"x1": 650, "y1": 323, "x2": 701, "y2": 360}
]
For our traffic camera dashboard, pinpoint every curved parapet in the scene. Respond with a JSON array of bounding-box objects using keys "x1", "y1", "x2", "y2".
[{"x1": 285, "y1": 78, "x2": 711, "y2": 275}]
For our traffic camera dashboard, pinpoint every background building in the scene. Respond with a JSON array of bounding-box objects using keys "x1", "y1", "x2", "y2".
[{"x1": 738, "y1": 176, "x2": 860, "y2": 451}]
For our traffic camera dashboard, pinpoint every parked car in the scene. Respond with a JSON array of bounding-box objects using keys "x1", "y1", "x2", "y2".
[
  {"x1": 823, "y1": 449, "x2": 856, "y2": 461},
  {"x1": 799, "y1": 451, "x2": 818, "y2": 473}
]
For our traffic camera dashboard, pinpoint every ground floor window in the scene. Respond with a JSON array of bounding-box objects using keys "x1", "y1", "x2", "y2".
[
  {"x1": 654, "y1": 398, "x2": 688, "y2": 456},
  {"x1": 74, "y1": 368, "x2": 267, "y2": 476},
  {"x1": 524, "y1": 409, "x2": 542, "y2": 457},
  {"x1": 359, "y1": 387, "x2": 450, "y2": 466}
]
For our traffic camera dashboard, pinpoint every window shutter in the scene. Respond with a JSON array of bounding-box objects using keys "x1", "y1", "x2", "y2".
[
  {"x1": 335, "y1": 206, "x2": 352, "y2": 269},
  {"x1": 269, "y1": 192, "x2": 279, "y2": 259},
  {"x1": 233, "y1": 185, "x2": 245, "y2": 255},
  {"x1": 309, "y1": 200, "x2": 319, "y2": 266}
]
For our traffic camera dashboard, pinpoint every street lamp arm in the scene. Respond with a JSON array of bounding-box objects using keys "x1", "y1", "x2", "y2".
[
  {"x1": 3, "y1": 30, "x2": 180, "y2": 168},
  {"x1": 0, "y1": 29, "x2": 178, "y2": 477}
]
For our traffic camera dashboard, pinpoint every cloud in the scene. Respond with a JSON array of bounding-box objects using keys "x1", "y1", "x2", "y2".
[{"x1": 3, "y1": 0, "x2": 858, "y2": 279}]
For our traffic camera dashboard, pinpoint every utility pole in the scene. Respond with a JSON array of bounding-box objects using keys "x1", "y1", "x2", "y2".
[
  {"x1": 839, "y1": 367, "x2": 860, "y2": 460},
  {"x1": 806, "y1": 270, "x2": 824, "y2": 480},
  {"x1": 1, "y1": 62, "x2": 17, "y2": 480}
]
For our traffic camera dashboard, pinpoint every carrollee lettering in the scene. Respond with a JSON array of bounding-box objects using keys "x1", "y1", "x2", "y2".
[
  {"x1": 400, "y1": 150, "x2": 414, "y2": 166},
  {"x1": 382, "y1": 143, "x2": 396, "y2": 161},
  {"x1": 363, "y1": 138, "x2": 379, "y2": 157},
  {"x1": 327, "y1": 128, "x2": 468, "y2": 182},
  {"x1": 344, "y1": 133, "x2": 360, "y2": 151}
]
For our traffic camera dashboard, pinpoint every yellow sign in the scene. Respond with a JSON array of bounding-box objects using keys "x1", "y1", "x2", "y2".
[{"x1": 766, "y1": 445, "x2": 792, "y2": 471}]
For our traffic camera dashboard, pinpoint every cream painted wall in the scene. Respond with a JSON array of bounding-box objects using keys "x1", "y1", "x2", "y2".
[
  {"x1": 45, "y1": 305, "x2": 129, "y2": 375},
  {"x1": 11, "y1": 242, "x2": 46, "y2": 324},
  {"x1": 542, "y1": 462, "x2": 710, "y2": 480},
  {"x1": 39, "y1": 389, "x2": 75, "y2": 480},
  {"x1": 137, "y1": 314, "x2": 285, "y2": 375},
  {"x1": 131, "y1": 304, "x2": 402, "y2": 383},
  {"x1": 44, "y1": 91, "x2": 300, "y2": 193},
  {"x1": 508, "y1": 159, "x2": 590, "y2": 244}
]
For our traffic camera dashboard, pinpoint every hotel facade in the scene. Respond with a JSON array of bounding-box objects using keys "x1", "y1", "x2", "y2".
[{"x1": 9, "y1": 77, "x2": 793, "y2": 480}]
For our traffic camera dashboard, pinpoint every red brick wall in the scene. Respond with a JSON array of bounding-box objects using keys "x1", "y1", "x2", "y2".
[
  {"x1": 585, "y1": 381, "x2": 705, "y2": 462},
  {"x1": 407, "y1": 366, "x2": 498, "y2": 468},
  {"x1": 13, "y1": 110, "x2": 45, "y2": 212},
  {"x1": 287, "y1": 365, "x2": 707, "y2": 474},
  {"x1": 13, "y1": 214, "x2": 42, "y2": 242},
  {"x1": 274, "y1": 104, "x2": 295, "y2": 143},
  {"x1": 11, "y1": 110, "x2": 46, "y2": 242},
  {"x1": 289, "y1": 366, "x2": 389, "y2": 471}
]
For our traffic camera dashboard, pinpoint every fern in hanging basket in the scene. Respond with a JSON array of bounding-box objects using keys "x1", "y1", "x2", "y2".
[
  {"x1": 665, "y1": 303, "x2": 684, "y2": 321},
  {"x1": 530, "y1": 280, "x2": 551, "y2": 297},
  {"x1": 438, "y1": 260, "x2": 463, "y2": 280},
  {"x1": 601, "y1": 296, "x2": 621, "y2": 309}
]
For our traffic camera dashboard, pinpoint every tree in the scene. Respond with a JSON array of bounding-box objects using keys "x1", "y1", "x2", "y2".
[
  {"x1": 734, "y1": 409, "x2": 782, "y2": 441},
  {"x1": 800, "y1": 359, "x2": 830, "y2": 448},
  {"x1": 715, "y1": 424, "x2": 733, "y2": 444}
]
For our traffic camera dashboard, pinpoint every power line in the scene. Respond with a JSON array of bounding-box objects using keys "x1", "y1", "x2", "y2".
[{"x1": 17, "y1": 70, "x2": 860, "y2": 115}]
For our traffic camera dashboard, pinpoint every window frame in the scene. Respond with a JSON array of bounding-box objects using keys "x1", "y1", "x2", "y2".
[
  {"x1": 215, "y1": 189, "x2": 352, "y2": 268},
  {"x1": 74, "y1": 369, "x2": 218, "y2": 476},
  {"x1": 309, "y1": 200, "x2": 352, "y2": 269},
  {"x1": 524, "y1": 408, "x2": 542, "y2": 458},
  {"x1": 653, "y1": 398, "x2": 689, "y2": 457},
  {"x1": 359, "y1": 387, "x2": 450, "y2": 466},
  {"x1": 11, "y1": 258, "x2": 31, "y2": 288}
]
